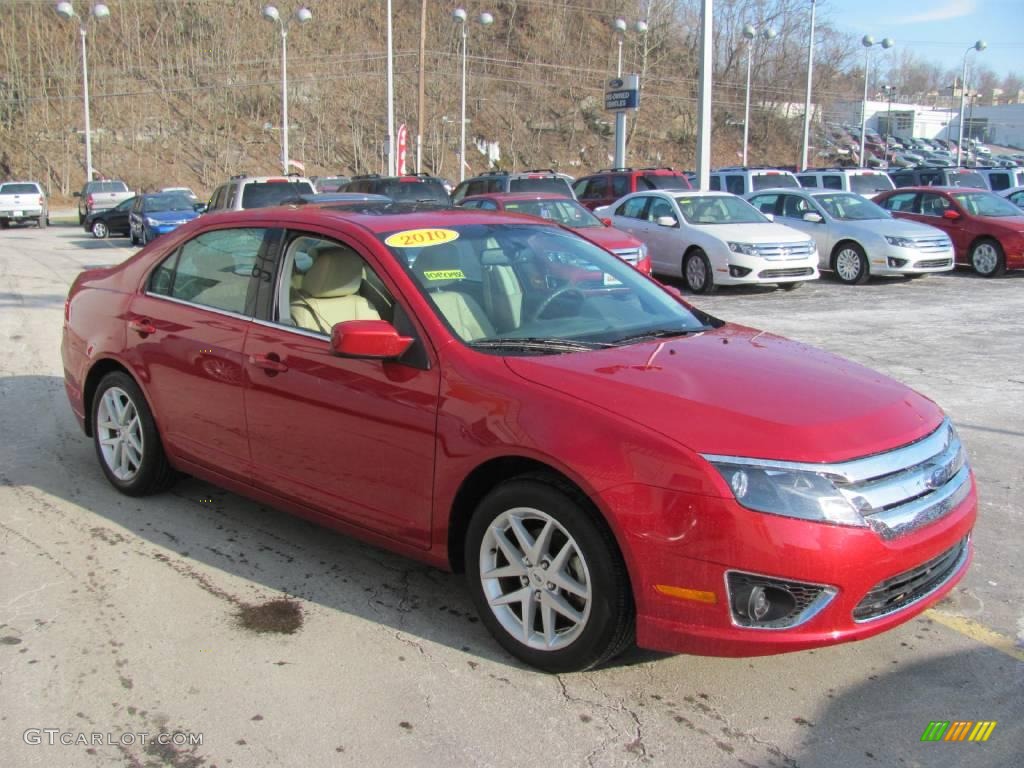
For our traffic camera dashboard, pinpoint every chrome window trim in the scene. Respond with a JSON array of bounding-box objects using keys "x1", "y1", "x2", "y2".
[
  {"x1": 701, "y1": 419, "x2": 953, "y2": 484},
  {"x1": 142, "y1": 291, "x2": 254, "y2": 323},
  {"x1": 722, "y1": 569, "x2": 839, "y2": 631},
  {"x1": 250, "y1": 316, "x2": 329, "y2": 342}
]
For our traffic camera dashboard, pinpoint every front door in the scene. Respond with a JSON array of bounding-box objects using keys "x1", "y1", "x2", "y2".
[{"x1": 242, "y1": 230, "x2": 440, "y2": 548}]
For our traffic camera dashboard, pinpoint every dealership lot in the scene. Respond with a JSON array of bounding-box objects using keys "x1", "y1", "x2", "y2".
[{"x1": 1, "y1": 225, "x2": 1020, "y2": 767}]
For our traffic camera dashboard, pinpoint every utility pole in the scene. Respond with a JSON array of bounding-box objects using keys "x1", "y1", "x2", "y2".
[
  {"x1": 416, "y1": 0, "x2": 427, "y2": 174},
  {"x1": 800, "y1": 0, "x2": 816, "y2": 171},
  {"x1": 695, "y1": 0, "x2": 713, "y2": 189}
]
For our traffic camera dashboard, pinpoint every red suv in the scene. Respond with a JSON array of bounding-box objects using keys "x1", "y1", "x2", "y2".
[
  {"x1": 62, "y1": 203, "x2": 976, "y2": 672},
  {"x1": 457, "y1": 192, "x2": 652, "y2": 275},
  {"x1": 875, "y1": 186, "x2": 1024, "y2": 276},
  {"x1": 573, "y1": 167, "x2": 692, "y2": 210}
]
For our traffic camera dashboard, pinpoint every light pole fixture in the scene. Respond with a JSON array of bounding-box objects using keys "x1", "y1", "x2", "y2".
[
  {"x1": 453, "y1": 8, "x2": 494, "y2": 182},
  {"x1": 881, "y1": 84, "x2": 897, "y2": 163},
  {"x1": 55, "y1": 2, "x2": 110, "y2": 182},
  {"x1": 956, "y1": 40, "x2": 986, "y2": 167},
  {"x1": 741, "y1": 23, "x2": 777, "y2": 166},
  {"x1": 799, "y1": 0, "x2": 817, "y2": 171},
  {"x1": 859, "y1": 35, "x2": 894, "y2": 168},
  {"x1": 262, "y1": 5, "x2": 313, "y2": 175},
  {"x1": 611, "y1": 17, "x2": 648, "y2": 169}
]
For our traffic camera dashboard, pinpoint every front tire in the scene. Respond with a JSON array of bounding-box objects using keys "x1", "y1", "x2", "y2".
[
  {"x1": 832, "y1": 242, "x2": 870, "y2": 285},
  {"x1": 91, "y1": 372, "x2": 176, "y2": 496},
  {"x1": 465, "y1": 476, "x2": 634, "y2": 673},
  {"x1": 683, "y1": 249, "x2": 717, "y2": 294},
  {"x1": 91, "y1": 220, "x2": 109, "y2": 239},
  {"x1": 969, "y1": 238, "x2": 1006, "y2": 277}
]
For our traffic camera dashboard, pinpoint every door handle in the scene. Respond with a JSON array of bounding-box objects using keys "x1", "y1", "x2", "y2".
[
  {"x1": 249, "y1": 354, "x2": 288, "y2": 373},
  {"x1": 128, "y1": 318, "x2": 155, "y2": 336}
]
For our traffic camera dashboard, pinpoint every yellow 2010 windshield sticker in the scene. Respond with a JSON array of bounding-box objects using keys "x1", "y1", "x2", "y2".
[
  {"x1": 384, "y1": 228, "x2": 460, "y2": 248},
  {"x1": 423, "y1": 269, "x2": 465, "y2": 281}
]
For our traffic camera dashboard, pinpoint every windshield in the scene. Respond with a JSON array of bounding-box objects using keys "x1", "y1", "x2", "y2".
[
  {"x1": 752, "y1": 174, "x2": 799, "y2": 190},
  {"x1": 947, "y1": 171, "x2": 986, "y2": 188},
  {"x1": 850, "y1": 174, "x2": 894, "y2": 194},
  {"x1": 951, "y1": 191, "x2": 1022, "y2": 218},
  {"x1": 675, "y1": 195, "x2": 767, "y2": 225},
  {"x1": 508, "y1": 177, "x2": 574, "y2": 196},
  {"x1": 241, "y1": 181, "x2": 314, "y2": 208},
  {"x1": 379, "y1": 223, "x2": 716, "y2": 352},
  {"x1": 88, "y1": 181, "x2": 129, "y2": 193},
  {"x1": 143, "y1": 194, "x2": 195, "y2": 213},
  {"x1": 501, "y1": 199, "x2": 603, "y2": 228},
  {"x1": 0, "y1": 183, "x2": 40, "y2": 195},
  {"x1": 813, "y1": 193, "x2": 888, "y2": 221},
  {"x1": 379, "y1": 179, "x2": 450, "y2": 204}
]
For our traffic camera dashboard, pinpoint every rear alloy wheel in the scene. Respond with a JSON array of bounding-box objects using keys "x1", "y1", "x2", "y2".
[
  {"x1": 833, "y1": 242, "x2": 870, "y2": 285},
  {"x1": 466, "y1": 476, "x2": 633, "y2": 673},
  {"x1": 91, "y1": 220, "x2": 109, "y2": 239},
  {"x1": 969, "y1": 239, "x2": 1006, "y2": 277},
  {"x1": 92, "y1": 372, "x2": 176, "y2": 496},
  {"x1": 683, "y1": 249, "x2": 717, "y2": 294}
]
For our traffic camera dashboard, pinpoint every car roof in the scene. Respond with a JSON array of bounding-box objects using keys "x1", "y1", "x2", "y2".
[
  {"x1": 880, "y1": 186, "x2": 987, "y2": 194},
  {"x1": 463, "y1": 192, "x2": 574, "y2": 202}
]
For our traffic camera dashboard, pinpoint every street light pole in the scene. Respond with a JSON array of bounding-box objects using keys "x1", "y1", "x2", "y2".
[
  {"x1": 859, "y1": 35, "x2": 894, "y2": 168},
  {"x1": 957, "y1": 40, "x2": 986, "y2": 167},
  {"x1": 742, "y1": 24, "x2": 776, "y2": 167},
  {"x1": 263, "y1": 5, "x2": 312, "y2": 176},
  {"x1": 880, "y1": 85, "x2": 896, "y2": 163},
  {"x1": 695, "y1": 0, "x2": 713, "y2": 189},
  {"x1": 800, "y1": 0, "x2": 816, "y2": 171},
  {"x1": 453, "y1": 8, "x2": 493, "y2": 183},
  {"x1": 611, "y1": 18, "x2": 647, "y2": 169},
  {"x1": 55, "y1": 2, "x2": 110, "y2": 182}
]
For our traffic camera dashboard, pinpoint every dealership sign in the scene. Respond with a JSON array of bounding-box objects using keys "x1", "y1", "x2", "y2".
[{"x1": 605, "y1": 75, "x2": 640, "y2": 112}]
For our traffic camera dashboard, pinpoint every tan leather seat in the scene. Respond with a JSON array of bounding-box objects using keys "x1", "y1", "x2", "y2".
[
  {"x1": 481, "y1": 249, "x2": 522, "y2": 333},
  {"x1": 413, "y1": 245, "x2": 495, "y2": 341},
  {"x1": 291, "y1": 247, "x2": 380, "y2": 334}
]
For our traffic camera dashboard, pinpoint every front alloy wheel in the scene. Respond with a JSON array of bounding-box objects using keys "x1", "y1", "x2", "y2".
[
  {"x1": 466, "y1": 476, "x2": 634, "y2": 672},
  {"x1": 833, "y1": 243, "x2": 869, "y2": 285}
]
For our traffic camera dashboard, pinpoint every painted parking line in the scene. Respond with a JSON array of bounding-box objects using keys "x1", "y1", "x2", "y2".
[{"x1": 925, "y1": 609, "x2": 1024, "y2": 662}]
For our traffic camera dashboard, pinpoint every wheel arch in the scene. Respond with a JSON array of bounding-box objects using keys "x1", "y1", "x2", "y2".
[
  {"x1": 82, "y1": 358, "x2": 137, "y2": 436},
  {"x1": 829, "y1": 238, "x2": 865, "y2": 269}
]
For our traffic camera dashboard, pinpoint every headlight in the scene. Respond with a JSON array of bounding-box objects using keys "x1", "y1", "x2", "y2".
[
  {"x1": 884, "y1": 235, "x2": 915, "y2": 248},
  {"x1": 144, "y1": 216, "x2": 159, "y2": 226},
  {"x1": 727, "y1": 242, "x2": 759, "y2": 256},
  {"x1": 707, "y1": 460, "x2": 866, "y2": 527}
]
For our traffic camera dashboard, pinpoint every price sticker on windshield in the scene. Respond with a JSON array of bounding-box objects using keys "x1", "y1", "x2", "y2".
[{"x1": 384, "y1": 228, "x2": 460, "y2": 248}]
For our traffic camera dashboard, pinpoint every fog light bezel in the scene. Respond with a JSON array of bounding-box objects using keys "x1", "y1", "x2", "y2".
[
  {"x1": 728, "y1": 265, "x2": 753, "y2": 278},
  {"x1": 725, "y1": 570, "x2": 837, "y2": 630}
]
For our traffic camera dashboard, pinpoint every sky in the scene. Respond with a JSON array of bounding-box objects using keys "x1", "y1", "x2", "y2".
[{"x1": 827, "y1": 0, "x2": 1023, "y2": 81}]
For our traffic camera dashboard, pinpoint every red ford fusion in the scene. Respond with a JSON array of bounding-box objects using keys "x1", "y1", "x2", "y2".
[
  {"x1": 457, "y1": 192, "x2": 652, "y2": 276},
  {"x1": 62, "y1": 202, "x2": 976, "y2": 672}
]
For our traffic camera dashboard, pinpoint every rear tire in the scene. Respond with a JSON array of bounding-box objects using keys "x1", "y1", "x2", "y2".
[
  {"x1": 832, "y1": 242, "x2": 870, "y2": 285},
  {"x1": 969, "y1": 238, "x2": 1006, "y2": 277},
  {"x1": 683, "y1": 249, "x2": 717, "y2": 294},
  {"x1": 91, "y1": 372, "x2": 177, "y2": 496},
  {"x1": 465, "y1": 475, "x2": 634, "y2": 673}
]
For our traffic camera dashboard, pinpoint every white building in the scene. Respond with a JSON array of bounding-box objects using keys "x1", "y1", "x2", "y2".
[{"x1": 834, "y1": 100, "x2": 1024, "y2": 149}]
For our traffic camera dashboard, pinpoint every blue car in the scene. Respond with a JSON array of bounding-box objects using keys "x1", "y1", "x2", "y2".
[{"x1": 129, "y1": 193, "x2": 201, "y2": 246}]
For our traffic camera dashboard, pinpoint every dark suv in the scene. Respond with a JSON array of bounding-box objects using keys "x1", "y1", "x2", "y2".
[
  {"x1": 343, "y1": 174, "x2": 451, "y2": 205},
  {"x1": 450, "y1": 170, "x2": 574, "y2": 205},
  {"x1": 888, "y1": 167, "x2": 988, "y2": 189},
  {"x1": 572, "y1": 167, "x2": 692, "y2": 210}
]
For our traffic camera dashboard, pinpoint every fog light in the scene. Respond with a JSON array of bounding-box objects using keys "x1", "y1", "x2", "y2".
[
  {"x1": 729, "y1": 265, "x2": 752, "y2": 277},
  {"x1": 748, "y1": 586, "x2": 770, "y2": 621},
  {"x1": 887, "y1": 257, "x2": 908, "y2": 267},
  {"x1": 727, "y1": 572, "x2": 834, "y2": 629}
]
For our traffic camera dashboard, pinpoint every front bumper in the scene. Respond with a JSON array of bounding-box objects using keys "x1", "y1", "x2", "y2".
[
  {"x1": 869, "y1": 244, "x2": 955, "y2": 275},
  {"x1": 598, "y1": 476, "x2": 976, "y2": 657},
  {"x1": 717, "y1": 252, "x2": 820, "y2": 285}
]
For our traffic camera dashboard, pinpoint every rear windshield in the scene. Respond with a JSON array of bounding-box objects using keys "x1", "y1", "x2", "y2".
[
  {"x1": 87, "y1": 181, "x2": 129, "y2": 193},
  {"x1": 241, "y1": 181, "x2": 314, "y2": 208},
  {"x1": 378, "y1": 179, "x2": 450, "y2": 204},
  {"x1": 752, "y1": 174, "x2": 799, "y2": 190},
  {"x1": 0, "y1": 183, "x2": 40, "y2": 194},
  {"x1": 508, "y1": 177, "x2": 574, "y2": 196},
  {"x1": 946, "y1": 171, "x2": 986, "y2": 188},
  {"x1": 639, "y1": 174, "x2": 691, "y2": 190},
  {"x1": 850, "y1": 174, "x2": 894, "y2": 194}
]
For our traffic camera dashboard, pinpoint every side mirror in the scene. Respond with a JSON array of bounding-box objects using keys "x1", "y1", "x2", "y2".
[
  {"x1": 330, "y1": 320, "x2": 413, "y2": 360},
  {"x1": 763, "y1": 212, "x2": 775, "y2": 222},
  {"x1": 655, "y1": 215, "x2": 678, "y2": 228},
  {"x1": 942, "y1": 209, "x2": 961, "y2": 220},
  {"x1": 802, "y1": 211, "x2": 824, "y2": 223},
  {"x1": 194, "y1": 203, "x2": 208, "y2": 213},
  {"x1": 601, "y1": 217, "x2": 613, "y2": 227}
]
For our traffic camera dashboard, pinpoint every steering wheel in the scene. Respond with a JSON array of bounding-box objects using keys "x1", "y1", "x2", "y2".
[{"x1": 530, "y1": 286, "x2": 585, "y2": 321}]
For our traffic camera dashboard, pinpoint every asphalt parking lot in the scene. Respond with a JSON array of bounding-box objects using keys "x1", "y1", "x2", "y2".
[{"x1": 1, "y1": 222, "x2": 1021, "y2": 768}]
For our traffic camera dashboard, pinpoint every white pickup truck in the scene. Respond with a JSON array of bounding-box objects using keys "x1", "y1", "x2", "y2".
[
  {"x1": 0, "y1": 181, "x2": 48, "y2": 229},
  {"x1": 76, "y1": 180, "x2": 133, "y2": 224}
]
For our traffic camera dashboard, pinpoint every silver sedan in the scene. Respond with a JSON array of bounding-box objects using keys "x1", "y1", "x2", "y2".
[{"x1": 746, "y1": 189, "x2": 954, "y2": 285}]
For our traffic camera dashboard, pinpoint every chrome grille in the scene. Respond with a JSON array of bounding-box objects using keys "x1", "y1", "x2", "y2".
[
  {"x1": 611, "y1": 247, "x2": 641, "y2": 266},
  {"x1": 758, "y1": 267, "x2": 814, "y2": 279},
  {"x1": 753, "y1": 241, "x2": 815, "y2": 260},
  {"x1": 908, "y1": 237, "x2": 951, "y2": 253},
  {"x1": 914, "y1": 258, "x2": 952, "y2": 269},
  {"x1": 853, "y1": 537, "x2": 969, "y2": 622}
]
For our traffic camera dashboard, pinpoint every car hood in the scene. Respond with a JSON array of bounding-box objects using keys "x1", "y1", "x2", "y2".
[
  {"x1": 690, "y1": 222, "x2": 812, "y2": 244},
  {"x1": 504, "y1": 325, "x2": 942, "y2": 463},
  {"x1": 575, "y1": 225, "x2": 643, "y2": 251},
  {"x1": 842, "y1": 217, "x2": 949, "y2": 238},
  {"x1": 145, "y1": 210, "x2": 199, "y2": 223}
]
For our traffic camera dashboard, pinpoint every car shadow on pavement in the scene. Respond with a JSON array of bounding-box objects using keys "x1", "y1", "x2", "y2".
[
  {"x1": 0, "y1": 292, "x2": 68, "y2": 308},
  {"x1": 3, "y1": 374, "x2": 591, "y2": 671},
  {"x1": 67, "y1": 238, "x2": 135, "y2": 250}
]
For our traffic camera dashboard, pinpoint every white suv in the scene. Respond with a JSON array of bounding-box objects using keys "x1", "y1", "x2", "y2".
[
  {"x1": 796, "y1": 168, "x2": 895, "y2": 198},
  {"x1": 708, "y1": 167, "x2": 801, "y2": 195},
  {"x1": 597, "y1": 190, "x2": 819, "y2": 293},
  {"x1": 206, "y1": 174, "x2": 314, "y2": 212}
]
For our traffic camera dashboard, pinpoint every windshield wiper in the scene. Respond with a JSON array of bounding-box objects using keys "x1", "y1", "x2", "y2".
[
  {"x1": 612, "y1": 327, "x2": 710, "y2": 345},
  {"x1": 469, "y1": 337, "x2": 612, "y2": 354}
]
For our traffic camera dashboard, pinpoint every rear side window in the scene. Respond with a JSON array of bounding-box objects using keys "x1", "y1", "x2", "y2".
[
  {"x1": 508, "y1": 177, "x2": 573, "y2": 196},
  {"x1": 821, "y1": 175, "x2": 843, "y2": 190},
  {"x1": 0, "y1": 183, "x2": 41, "y2": 194},
  {"x1": 725, "y1": 176, "x2": 745, "y2": 195},
  {"x1": 88, "y1": 181, "x2": 129, "y2": 193},
  {"x1": 947, "y1": 171, "x2": 986, "y2": 189},
  {"x1": 752, "y1": 174, "x2": 798, "y2": 190},
  {"x1": 708, "y1": 176, "x2": 722, "y2": 191},
  {"x1": 638, "y1": 173, "x2": 690, "y2": 190},
  {"x1": 850, "y1": 174, "x2": 894, "y2": 195},
  {"x1": 379, "y1": 179, "x2": 449, "y2": 204},
  {"x1": 611, "y1": 175, "x2": 630, "y2": 197},
  {"x1": 986, "y1": 173, "x2": 1009, "y2": 191},
  {"x1": 241, "y1": 181, "x2": 312, "y2": 208},
  {"x1": 797, "y1": 175, "x2": 818, "y2": 188}
]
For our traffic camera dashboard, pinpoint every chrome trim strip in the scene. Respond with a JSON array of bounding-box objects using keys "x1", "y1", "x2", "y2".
[
  {"x1": 842, "y1": 439, "x2": 963, "y2": 512},
  {"x1": 701, "y1": 418, "x2": 952, "y2": 484},
  {"x1": 249, "y1": 317, "x2": 329, "y2": 342},
  {"x1": 723, "y1": 569, "x2": 839, "y2": 631},
  {"x1": 853, "y1": 537, "x2": 970, "y2": 623},
  {"x1": 863, "y1": 466, "x2": 971, "y2": 540},
  {"x1": 142, "y1": 292, "x2": 254, "y2": 323}
]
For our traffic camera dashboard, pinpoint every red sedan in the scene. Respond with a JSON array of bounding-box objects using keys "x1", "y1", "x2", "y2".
[
  {"x1": 875, "y1": 186, "x2": 1024, "y2": 276},
  {"x1": 62, "y1": 203, "x2": 976, "y2": 672},
  {"x1": 458, "y1": 192, "x2": 652, "y2": 276}
]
